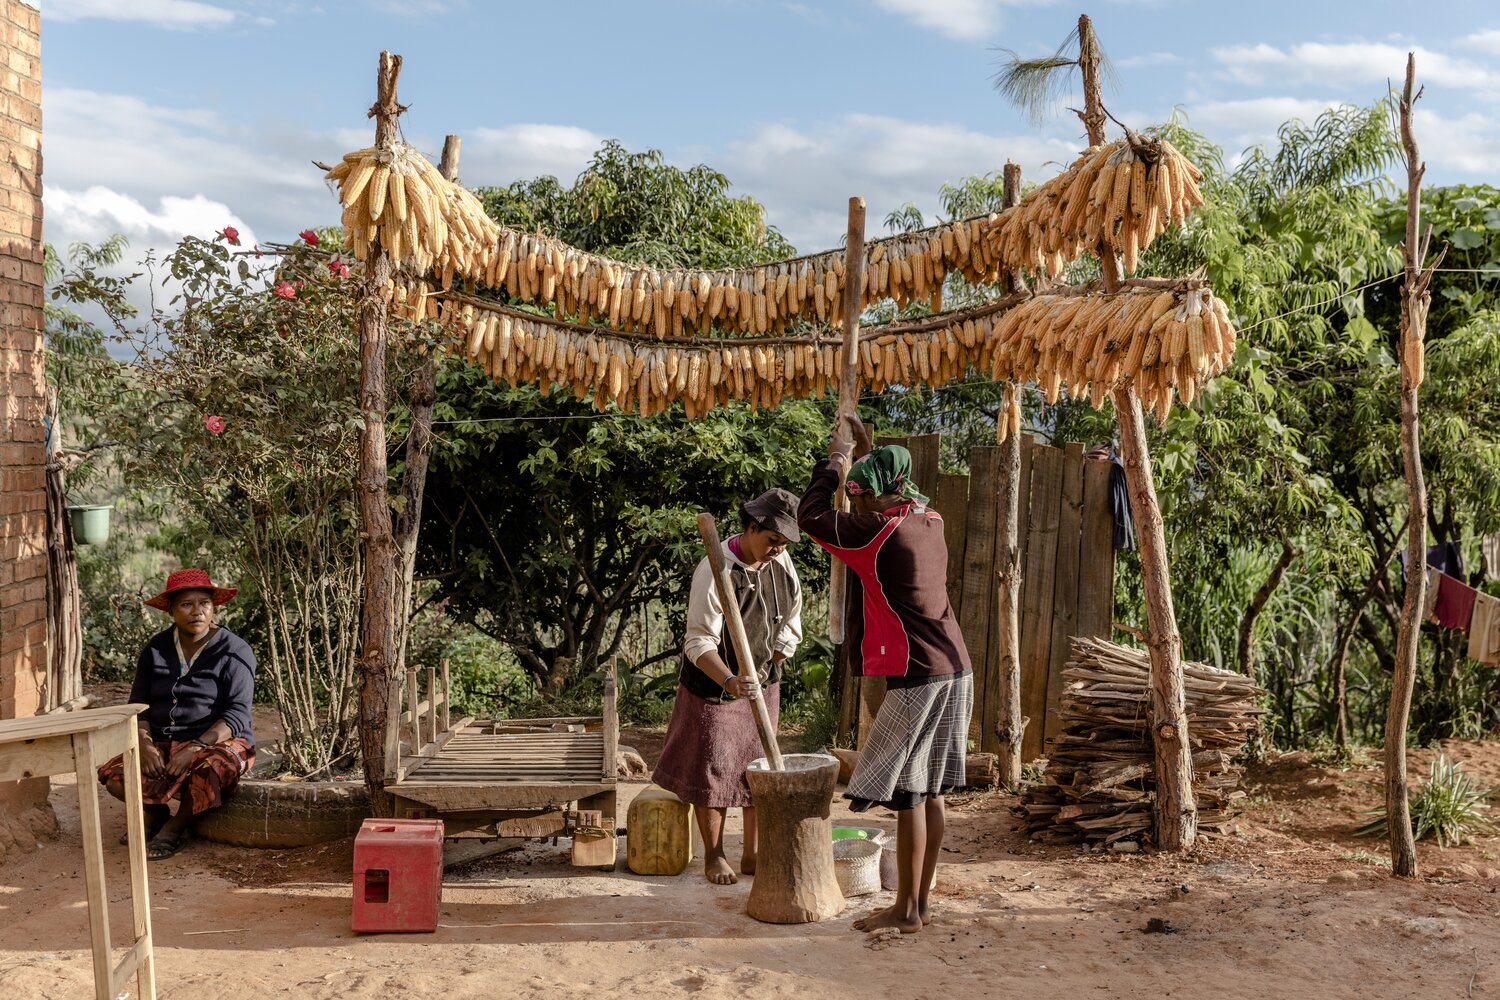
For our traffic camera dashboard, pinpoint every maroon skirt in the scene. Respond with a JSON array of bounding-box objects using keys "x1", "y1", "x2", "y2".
[
  {"x1": 652, "y1": 683, "x2": 780, "y2": 809},
  {"x1": 98, "y1": 738, "x2": 255, "y2": 815}
]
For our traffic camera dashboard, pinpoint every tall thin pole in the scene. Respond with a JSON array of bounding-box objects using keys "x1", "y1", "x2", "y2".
[
  {"x1": 1388, "y1": 52, "x2": 1444, "y2": 878},
  {"x1": 994, "y1": 161, "x2": 1025, "y2": 787},
  {"x1": 357, "y1": 51, "x2": 405, "y2": 817},
  {"x1": 827, "y1": 197, "x2": 866, "y2": 645},
  {"x1": 1076, "y1": 13, "x2": 1197, "y2": 851}
]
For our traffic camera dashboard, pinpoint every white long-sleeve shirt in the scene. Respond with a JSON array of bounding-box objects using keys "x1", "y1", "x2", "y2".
[{"x1": 682, "y1": 540, "x2": 802, "y2": 669}]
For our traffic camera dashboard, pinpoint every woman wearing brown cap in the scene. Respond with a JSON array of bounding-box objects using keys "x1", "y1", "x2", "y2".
[
  {"x1": 97, "y1": 569, "x2": 257, "y2": 860},
  {"x1": 653, "y1": 488, "x2": 803, "y2": 885}
]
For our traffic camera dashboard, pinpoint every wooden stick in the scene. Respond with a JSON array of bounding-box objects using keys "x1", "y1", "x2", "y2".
[
  {"x1": 696, "y1": 513, "x2": 784, "y2": 771},
  {"x1": 1388, "y1": 52, "x2": 1445, "y2": 879},
  {"x1": 827, "y1": 196, "x2": 866, "y2": 645}
]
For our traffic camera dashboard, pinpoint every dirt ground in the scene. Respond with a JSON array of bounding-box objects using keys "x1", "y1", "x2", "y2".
[{"x1": 4, "y1": 724, "x2": 1500, "y2": 1000}]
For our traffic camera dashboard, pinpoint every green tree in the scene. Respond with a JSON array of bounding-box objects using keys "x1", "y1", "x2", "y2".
[{"x1": 421, "y1": 142, "x2": 828, "y2": 694}]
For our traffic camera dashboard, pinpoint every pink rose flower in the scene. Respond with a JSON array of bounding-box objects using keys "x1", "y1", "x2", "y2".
[
  {"x1": 273, "y1": 281, "x2": 298, "y2": 300},
  {"x1": 328, "y1": 260, "x2": 350, "y2": 279},
  {"x1": 299, "y1": 229, "x2": 319, "y2": 246},
  {"x1": 203, "y1": 415, "x2": 226, "y2": 436},
  {"x1": 220, "y1": 226, "x2": 240, "y2": 246}
]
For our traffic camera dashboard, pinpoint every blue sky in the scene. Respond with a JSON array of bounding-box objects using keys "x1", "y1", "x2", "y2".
[{"x1": 37, "y1": 0, "x2": 1500, "y2": 268}]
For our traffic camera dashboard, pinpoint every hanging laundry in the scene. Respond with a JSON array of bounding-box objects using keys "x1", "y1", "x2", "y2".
[
  {"x1": 1483, "y1": 534, "x2": 1500, "y2": 583},
  {"x1": 1108, "y1": 461, "x2": 1135, "y2": 552},
  {"x1": 1432, "y1": 572, "x2": 1478, "y2": 633},
  {"x1": 1399, "y1": 541, "x2": 1464, "y2": 587},
  {"x1": 1423, "y1": 567, "x2": 1441, "y2": 623},
  {"x1": 1469, "y1": 592, "x2": 1500, "y2": 666}
]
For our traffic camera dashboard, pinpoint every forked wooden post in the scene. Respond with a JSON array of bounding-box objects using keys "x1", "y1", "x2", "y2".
[
  {"x1": 1076, "y1": 13, "x2": 1197, "y2": 850},
  {"x1": 826, "y1": 196, "x2": 866, "y2": 645},
  {"x1": 697, "y1": 512, "x2": 784, "y2": 770},
  {"x1": 1388, "y1": 52, "x2": 1445, "y2": 879},
  {"x1": 357, "y1": 50, "x2": 407, "y2": 817}
]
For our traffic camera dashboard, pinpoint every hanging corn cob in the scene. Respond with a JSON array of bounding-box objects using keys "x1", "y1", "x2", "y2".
[
  {"x1": 327, "y1": 137, "x2": 1205, "y2": 335},
  {"x1": 417, "y1": 280, "x2": 1234, "y2": 423}
]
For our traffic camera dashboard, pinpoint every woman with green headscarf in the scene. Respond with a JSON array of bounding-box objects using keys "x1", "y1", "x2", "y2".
[{"x1": 798, "y1": 414, "x2": 972, "y2": 937}]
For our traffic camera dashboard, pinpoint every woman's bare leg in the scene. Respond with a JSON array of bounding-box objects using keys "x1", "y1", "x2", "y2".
[
  {"x1": 694, "y1": 805, "x2": 736, "y2": 884},
  {"x1": 917, "y1": 796, "x2": 945, "y2": 925},
  {"x1": 853, "y1": 805, "x2": 925, "y2": 934}
]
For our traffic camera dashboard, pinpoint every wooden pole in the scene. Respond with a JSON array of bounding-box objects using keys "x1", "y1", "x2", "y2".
[
  {"x1": 43, "y1": 386, "x2": 83, "y2": 711},
  {"x1": 826, "y1": 197, "x2": 866, "y2": 645},
  {"x1": 994, "y1": 161, "x2": 1025, "y2": 787},
  {"x1": 357, "y1": 51, "x2": 406, "y2": 815},
  {"x1": 1075, "y1": 13, "x2": 1197, "y2": 851},
  {"x1": 391, "y1": 135, "x2": 450, "y2": 677},
  {"x1": 696, "y1": 513, "x2": 784, "y2": 771},
  {"x1": 1388, "y1": 52, "x2": 1445, "y2": 879}
]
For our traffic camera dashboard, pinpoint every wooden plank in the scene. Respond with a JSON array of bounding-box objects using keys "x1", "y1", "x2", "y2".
[
  {"x1": 440, "y1": 658, "x2": 452, "y2": 733},
  {"x1": 406, "y1": 668, "x2": 421, "y2": 755},
  {"x1": 1020, "y1": 442, "x2": 1064, "y2": 762},
  {"x1": 934, "y1": 472, "x2": 969, "y2": 618},
  {"x1": 393, "y1": 716, "x2": 477, "y2": 782},
  {"x1": 443, "y1": 838, "x2": 525, "y2": 868},
  {"x1": 1044, "y1": 443, "x2": 1087, "y2": 744},
  {"x1": 960, "y1": 446, "x2": 1001, "y2": 744},
  {"x1": 393, "y1": 781, "x2": 615, "y2": 812},
  {"x1": 426, "y1": 663, "x2": 439, "y2": 747},
  {"x1": 1016, "y1": 434, "x2": 1034, "y2": 580},
  {"x1": 906, "y1": 433, "x2": 941, "y2": 506},
  {"x1": 1078, "y1": 458, "x2": 1117, "y2": 642},
  {"x1": 0, "y1": 735, "x2": 78, "y2": 783},
  {"x1": 602, "y1": 658, "x2": 619, "y2": 780},
  {"x1": 0, "y1": 704, "x2": 144, "y2": 745}
]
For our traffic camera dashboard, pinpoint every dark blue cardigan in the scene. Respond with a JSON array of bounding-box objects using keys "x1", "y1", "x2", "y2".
[{"x1": 128, "y1": 626, "x2": 257, "y2": 746}]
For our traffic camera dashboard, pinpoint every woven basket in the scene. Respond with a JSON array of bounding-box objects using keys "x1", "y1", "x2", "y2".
[
  {"x1": 833, "y1": 838, "x2": 882, "y2": 897},
  {"x1": 880, "y1": 841, "x2": 938, "y2": 891}
]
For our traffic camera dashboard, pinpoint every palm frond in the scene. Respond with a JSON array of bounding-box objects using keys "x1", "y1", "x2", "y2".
[{"x1": 994, "y1": 21, "x2": 1114, "y2": 127}]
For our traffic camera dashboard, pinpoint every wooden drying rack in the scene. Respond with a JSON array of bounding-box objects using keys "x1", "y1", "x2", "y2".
[{"x1": 384, "y1": 659, "x2": 620, "y2": 868}]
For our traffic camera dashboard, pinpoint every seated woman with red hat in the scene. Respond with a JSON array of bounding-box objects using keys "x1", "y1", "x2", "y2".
[{"x1": 97, "y1": 569, "x2": 257, "y2": 860}]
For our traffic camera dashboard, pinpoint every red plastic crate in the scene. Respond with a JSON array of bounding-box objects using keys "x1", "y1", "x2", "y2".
[{"x1": 352, "y1": 818, "x2": 444, "y2": 933}]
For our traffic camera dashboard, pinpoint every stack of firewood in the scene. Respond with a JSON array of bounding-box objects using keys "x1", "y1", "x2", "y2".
[{"x1": 1019, "y1": 637, "x2": 1266, "y2": 848}]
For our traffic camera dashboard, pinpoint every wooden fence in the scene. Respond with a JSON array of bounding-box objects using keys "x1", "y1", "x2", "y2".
[{"x1": 838, "y1": 433, "x2": 1115, "y2": 763}]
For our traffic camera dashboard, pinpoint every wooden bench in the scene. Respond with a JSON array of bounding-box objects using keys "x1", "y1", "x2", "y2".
[{"x1": 386, "y1": 660, "x2": 619, "y2": 868}]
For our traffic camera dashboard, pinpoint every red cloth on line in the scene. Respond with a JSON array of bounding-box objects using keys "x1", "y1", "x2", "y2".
[{"x1": 1432, "y1": 572, "x2": 1479, "y2": 633}]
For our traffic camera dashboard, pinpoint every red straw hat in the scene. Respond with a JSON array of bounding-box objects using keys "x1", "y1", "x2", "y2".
[{"x1": 143, "y1": 568, "x2": 237, "y2": 612}]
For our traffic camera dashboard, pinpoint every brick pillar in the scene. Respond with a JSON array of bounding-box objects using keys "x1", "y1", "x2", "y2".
[{"x1": 0, "y1": 1, "x2": 55, "y2": 865}]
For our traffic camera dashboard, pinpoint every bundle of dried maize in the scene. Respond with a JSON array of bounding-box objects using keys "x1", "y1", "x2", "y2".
[
  {"x1": 328, "y1": 138, "x2": 1204, "y2": 337},
  {"x1": 401, "y1": 279, "x2": 1235, "y2": 422}
]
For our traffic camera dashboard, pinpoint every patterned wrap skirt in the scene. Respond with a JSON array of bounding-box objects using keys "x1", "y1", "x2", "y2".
[
  {"x1": 846, "y1": 672, "x2": 973, "y2": 812},
  {"x1": 653, "y1": 682, "x2": 781, "y2": 809},
  {"x1": 97, "y1": 737, "x2": 256, "y2": 815}
]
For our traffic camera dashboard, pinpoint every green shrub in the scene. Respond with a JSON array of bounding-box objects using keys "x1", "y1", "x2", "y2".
[{"x1": 1357, "y1": 754, "x2": 1496, "y2": 848}]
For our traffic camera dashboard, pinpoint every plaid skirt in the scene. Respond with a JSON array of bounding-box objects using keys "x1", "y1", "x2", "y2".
[
  {"x1": 846, "y1": 672, "x2": 972, "y2": 812},
  {"x1": 97, "y1": 738, "x2": 256, "y2": 815},
  {"x1": 653, "y1": 683, "x2": 781, "y2": 809}
]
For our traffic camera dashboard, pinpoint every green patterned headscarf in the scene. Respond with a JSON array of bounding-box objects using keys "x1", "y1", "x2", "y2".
[{"x1": 846, "y1": 445, "x2": 928, "y2": 505}]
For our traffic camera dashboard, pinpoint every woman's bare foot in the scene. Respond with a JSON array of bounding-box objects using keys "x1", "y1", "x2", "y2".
[
  {"x1": 705, "y1": 855, "x2": 738, "y2": 885},
  {"x1": 740, "y1": 853, "x2": 756, "y2": 876},
  {"x1": 852, "y1": 905, "x2": 922, "y2": 934},
  {"x1": 918, "y1": 900, "x2": 931, "y2": 926}
]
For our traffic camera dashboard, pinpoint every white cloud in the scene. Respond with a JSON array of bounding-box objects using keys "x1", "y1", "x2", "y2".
[
  {"x1": 871, "y1": 0, "x2": 1052, "y2": 42},
  {"x1": 1117, "y1": 52, "x2": 1183, "y2": 69},
  {"x1": 1189, "y1": 96, "x2": 1345, "y2": 153},
  {"x1": 1210, "y1": 41, "x2": 1500, "y2": 93},
  {"x1": 41, "y1": 0, "x2": 237, "y2": 28},
  {"x1": 1460, "y1": 28, "x2": 1500, "y2": 55},
  {"x1": 1416, "y1": 110, "x2": 1500, "y2": 175},
  {"x1": 723, "y1": 114, "x2": 1079, "y2": 251},
  {"x1": 461, "y1": 124, "x2": 608, "y2": 188},
  {"x1": 45, "y1": 185, "x2": 255, "y2": 254}
]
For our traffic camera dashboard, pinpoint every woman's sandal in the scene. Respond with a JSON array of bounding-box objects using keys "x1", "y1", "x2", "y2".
[{"x1": 146, "y1": 832, "x2": 188, "y2": 861}]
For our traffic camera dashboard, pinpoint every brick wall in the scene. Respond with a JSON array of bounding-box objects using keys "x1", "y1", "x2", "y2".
[{"x1": 0, "y1": 0, "x2": 51, "y2": 860}]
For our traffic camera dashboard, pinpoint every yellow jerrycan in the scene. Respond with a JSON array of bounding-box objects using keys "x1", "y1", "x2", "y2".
[{"x1": 626, "y1": 785, "x2": 700, "y2": 875}]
